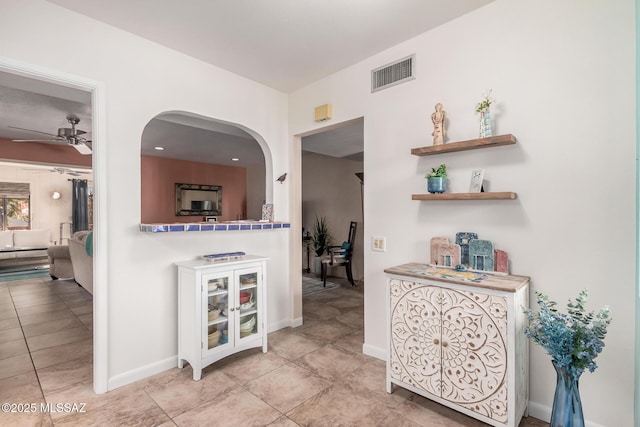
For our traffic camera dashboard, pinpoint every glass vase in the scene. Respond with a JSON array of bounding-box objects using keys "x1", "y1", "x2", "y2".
[
  {"x1": 479, "y1": 108, "x2": 492, "y2": 138},
  {"x1": 550, "y1": 361, "x2": 585, "y2": 427}
]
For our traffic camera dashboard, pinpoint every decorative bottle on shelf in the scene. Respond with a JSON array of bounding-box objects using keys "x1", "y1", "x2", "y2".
[
  {"x1": 476, "y1": 89, "x2": 494, "y2": 138},
  {"x1": 479, "y1": 107, "x2": 492, "y2": 138}
]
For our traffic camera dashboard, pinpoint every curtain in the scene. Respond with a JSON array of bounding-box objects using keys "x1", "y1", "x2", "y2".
[{"x1": 71, "y1": 179, "x2": 89, "y2": 233}]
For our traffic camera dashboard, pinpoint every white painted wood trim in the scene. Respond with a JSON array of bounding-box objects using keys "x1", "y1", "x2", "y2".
[
  {"x1": 362, "y1": 343, "x2": 386, "y2": 360},
  {"x1": 0, "y1": 57, "x2": 109, "y2": 394},
  {"x1": 108, "y1": 356, "x2": 177, "y2": 390}
]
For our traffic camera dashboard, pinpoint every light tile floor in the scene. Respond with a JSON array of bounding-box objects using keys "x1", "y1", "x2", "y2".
[{"x1": 0, "y1": 274, "x2": 547, "y2": 426}]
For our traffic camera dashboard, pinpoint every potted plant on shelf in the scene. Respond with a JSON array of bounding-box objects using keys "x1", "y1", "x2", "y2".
[
  {"x1": 310, "y1": 216, "x2": 332, "y2": 274},
  {"x1": 425, "y1": 164, "x2": 447, "y2": 194},
  {"x1": 523, "y1": 290, "x2": 612, "y2": 427}
]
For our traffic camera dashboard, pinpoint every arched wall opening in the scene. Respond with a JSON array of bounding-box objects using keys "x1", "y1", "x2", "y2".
[{"x1": 140, "y1": 111, "x2": 273, "y2": 224}]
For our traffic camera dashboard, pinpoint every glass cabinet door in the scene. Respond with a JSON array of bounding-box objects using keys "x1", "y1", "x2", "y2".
[
  {"x1": 236, "y1": 268, "x2": 260, "y2": 342},
  {"x1": 203, "y1": 273, "x2": 231, "y2": 354}
]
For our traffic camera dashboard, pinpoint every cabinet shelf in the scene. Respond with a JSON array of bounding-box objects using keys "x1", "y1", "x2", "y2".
[
  {"x1": 412, "y1": 192, "x2": 517, "y2": 201},
  {"x1": 208, "y1": 314, "x2": 228, "y2": 326},
  {"x1": 411, "y1": 134, "x2": 516, "y2": 156}
]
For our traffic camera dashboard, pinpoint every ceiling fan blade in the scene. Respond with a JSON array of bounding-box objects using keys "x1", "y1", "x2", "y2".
[
  {"x1": 8, "y1": 126, "x2": 58, "y2": 137},
  {"x1": 11, "y1": 139, "x2": 62, "y2": 142},
  {"x1": 23, "y1": 168, "x2": 50, "y2": 172},
  {"x1": 72, "y1": 143, "x2": 92, "y2": 155}
]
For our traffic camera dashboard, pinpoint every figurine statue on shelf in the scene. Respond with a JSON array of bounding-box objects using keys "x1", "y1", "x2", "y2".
[{"x1": 431, "y1": 103, "x2": 446, "y2": 145}]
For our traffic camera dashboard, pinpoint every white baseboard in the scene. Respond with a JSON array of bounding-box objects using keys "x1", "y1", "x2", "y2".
[
  {"x1": 527, "y1": 400, "x2": 605, "y2": 427},
  {"x1": 107, "y1": 317, "x2": 300, "y2": 391},
  {"x1": 268, "y1": 317, "x2": 299, "y2": 333},
  {"x1": 104, "y1": 342, "x2": 603, "y2": 427},
  {"x1": 527, "y1": 401, "x2": 550, "y2": 424},
  {"x1": 289, "y1": 317, "x2": 303, "y2": 328},
  {"x1": 107, "y1": 356, "x2": 176, "y2": 391},
  {"x1": 362, "y1": 343, "x2": 386, "y2": 360}
]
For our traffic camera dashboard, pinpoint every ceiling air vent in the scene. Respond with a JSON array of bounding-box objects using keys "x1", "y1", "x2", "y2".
[{"x1": 371, "y1": 54, "x2": 415, "y2": 93}]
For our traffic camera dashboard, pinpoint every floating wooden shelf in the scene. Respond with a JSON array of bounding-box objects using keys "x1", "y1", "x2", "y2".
[
  {"x1": 412, "y1": 192, "x2": 518, "y2": 201},
  {"x1": 411, "y1": 134, "x2": 516, "y2": 156}
]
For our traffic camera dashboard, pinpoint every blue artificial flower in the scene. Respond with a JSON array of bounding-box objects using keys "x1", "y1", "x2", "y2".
[{"x1": 523, "y1": 290, "x2": 612, "y2": 376}]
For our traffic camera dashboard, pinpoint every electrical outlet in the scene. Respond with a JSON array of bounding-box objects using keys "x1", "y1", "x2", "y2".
[{"x1": 372, "y1": 236, "x2": 386, "y2": 252}]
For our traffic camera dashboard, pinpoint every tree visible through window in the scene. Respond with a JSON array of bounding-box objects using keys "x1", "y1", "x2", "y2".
[
  {"x1": 0, "y1": 182, "x2": 31, "y2": 231},
  {"x1": 1, "y1": 198, "x2": 30, "y2": 230}
]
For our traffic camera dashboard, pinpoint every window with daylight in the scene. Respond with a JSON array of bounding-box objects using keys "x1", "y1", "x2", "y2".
[{"x1": 0, "y1": 182, "x2": 31, "y2": 230}]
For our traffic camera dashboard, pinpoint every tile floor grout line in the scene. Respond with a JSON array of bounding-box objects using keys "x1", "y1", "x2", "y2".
[
  {"x1": 55, "y1": 280, "x2": 94, "y2": 334},
  {"x1": 32, "y1": 280, "x2": 94, "y2": 425},
  {"x1": 3, "y1": 274, "x2": 547, "y2": 426},
  {"x1": 238, "y1": 379, "x2": 299, "y2": 425},
  {"x1": 8, "y1": 277, "x2": 56, "y2": 426},
  {"x1": 138, "y1": 385, "x2": 176, "y2": 426}
]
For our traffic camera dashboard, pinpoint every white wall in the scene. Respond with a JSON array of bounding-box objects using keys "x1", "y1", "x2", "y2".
[
  {"x1": 289, "y1": 1, "x2": 636, "y2": 425},
  {"x1": 0, "y1": 162, "x2": 91, "y2": 243},
  {"x1": 246, "y1": 161, "x2": 266, "y2": 220},
  {"x1": 301, "y1": 151, "x2": 364, "y2": 281},
  {"x1": 0, "y1": 0, "x2": 291, "y2": 390}
]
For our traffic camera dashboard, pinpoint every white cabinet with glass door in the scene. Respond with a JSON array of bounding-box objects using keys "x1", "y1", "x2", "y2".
[{"x1": 176, "y1": 255, "x2": 268, "y2": 381}]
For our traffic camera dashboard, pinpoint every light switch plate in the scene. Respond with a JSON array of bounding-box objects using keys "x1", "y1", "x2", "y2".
[{"x1": 372, "y1": 236, "x2": 386, "y2": 252}]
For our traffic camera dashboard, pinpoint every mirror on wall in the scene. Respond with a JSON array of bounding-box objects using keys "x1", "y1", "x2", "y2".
[{"x1": 175, "y1": 183, "x2": 222, "y2": 217}]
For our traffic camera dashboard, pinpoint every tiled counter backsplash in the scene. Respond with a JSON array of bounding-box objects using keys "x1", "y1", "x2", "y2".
[{"x1": 139, "y1": 222, "x2": 291, "y2": 233}]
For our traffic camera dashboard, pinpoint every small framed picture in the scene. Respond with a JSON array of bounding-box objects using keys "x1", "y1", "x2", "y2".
[
  {"x1": 261, "y1": 204, "x2": 274, "y2": 221},
  {"x1": 469, "y1": 170, "x2": 484, "y2": 193},
  {"x1": 205, "y1": 216, "x2": 217, "y2": 222}
]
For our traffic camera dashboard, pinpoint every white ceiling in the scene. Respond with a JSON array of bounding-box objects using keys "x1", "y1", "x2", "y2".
[
  {"x1": 0, "y1": 1, "x2": 493, "y2": 164},
  {"x1": 47, "y1": 0, "x2": 492, "y2": 93},
  {"x1": 142, "y1": 114, "x2": 265, "y2": 168},
  {"x1": 0, "y1": 74, "x2": 91, "y2": 143},
  {"x1": 302, "y1": 119, "x2": 365, "y2": 161}
]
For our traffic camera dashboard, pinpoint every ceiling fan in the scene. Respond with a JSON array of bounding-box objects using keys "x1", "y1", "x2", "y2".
[
  {"x1": 49, "y1": 167, "x2": 91, "y2": 177},
  {"x1": 10, "y1": 114, "x2": 92, "y2": 155},
  {"x1": 24, "y1": 167, "x2": 91, "y2": 177}
]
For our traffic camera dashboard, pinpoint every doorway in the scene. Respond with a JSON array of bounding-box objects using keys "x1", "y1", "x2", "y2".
[
  {"x1": 0, "y1": 58, "x2": 107, "y2": 393},
  {"x1": 299, "y1": 117, "x2": 364, "y2": 302}
]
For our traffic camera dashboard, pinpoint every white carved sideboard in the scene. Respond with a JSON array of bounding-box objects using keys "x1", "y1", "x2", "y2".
[{"x1": 384, "y1": 263, "x2": 529, "y2": 427}]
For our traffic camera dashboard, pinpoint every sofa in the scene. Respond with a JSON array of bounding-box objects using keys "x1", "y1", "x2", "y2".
[
  {"x1": 0, "y1": 229, "x2": 51, "y2": 269},
  {"x1": 47, "y1": 245, "x2": 74, "y2": 280},
  {"x1": 69, "y1": 230, "x2": 93, "y2": 294}
]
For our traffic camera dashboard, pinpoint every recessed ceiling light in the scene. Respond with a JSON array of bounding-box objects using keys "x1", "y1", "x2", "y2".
[
  {"x1": 154, "y1": 146, "x2": 165, "y2": 151},
  {"x1": 231, "y1": 158, "x2": 239, "y2": 161}
]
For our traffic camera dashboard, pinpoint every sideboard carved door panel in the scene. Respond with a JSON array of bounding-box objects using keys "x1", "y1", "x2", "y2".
[
  {"x1": 440, "y1": 289, "x2": 508, "y2": 423},
  {"x1": 386, "y1": 263, "x2": 529, "y2": 427},
  {"x1": 390, "y1": 279, "x2": 441, "y2": 397}
]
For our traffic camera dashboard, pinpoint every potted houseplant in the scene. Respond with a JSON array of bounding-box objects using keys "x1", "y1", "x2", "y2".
[
  {"x1": 425, "y1": 164, "x2": 447, "y2": 194},
  {"x1": 523, "y1": 290, "x2": 612, "y2": 427},
  {"x1": 310, "y1": 216, "x2": 332, "y2": 273}
]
